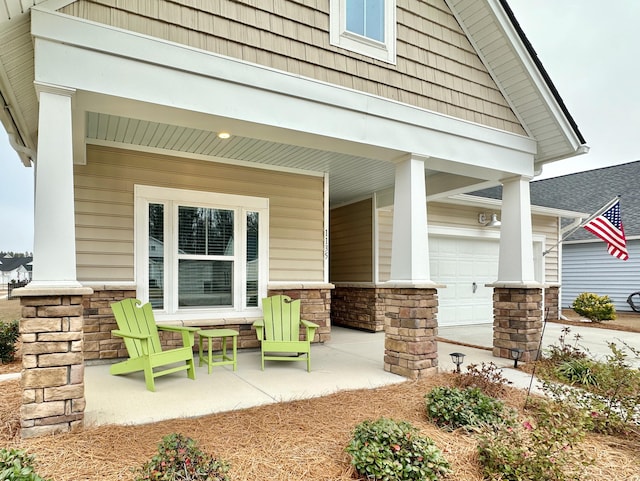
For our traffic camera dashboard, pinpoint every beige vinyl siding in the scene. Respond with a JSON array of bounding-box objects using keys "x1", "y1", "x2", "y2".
[
  {"x1": 532, "y1": 214, "x2": 560, "y2": 284},
  {"x1": 60, "y1": 0, "x2": 525, "y2": 135},
  {"x1": 330, "y1": 199, "x2": 373, "y2": 282},
  {"x1": 74, "y1": 145, "x2": 324, "y2": 282},
  {"x1": 376, "y1": 203, "x2": 560, "y2": 283}
]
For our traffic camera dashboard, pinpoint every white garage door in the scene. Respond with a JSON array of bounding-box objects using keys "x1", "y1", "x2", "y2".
[{"x1": 429, "y1": 236, "x2": 499, "y2": 326}]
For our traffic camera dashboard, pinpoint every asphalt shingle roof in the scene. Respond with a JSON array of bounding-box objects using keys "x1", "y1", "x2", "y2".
[
  {"x1": 473, "y1": 160, "x2": 640, "y2": 240},
  {"x1": 0, "y1": 256, "x2": 32, "y2": 272}
]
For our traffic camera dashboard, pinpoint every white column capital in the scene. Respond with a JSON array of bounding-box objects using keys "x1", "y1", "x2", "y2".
[{"x1": 34, "y1": 81, "x2": 76, "y2": 99}]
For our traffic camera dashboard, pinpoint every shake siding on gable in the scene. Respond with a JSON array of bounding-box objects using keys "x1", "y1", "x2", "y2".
[
  {"x1": 330, "y1": 199, "x2": 373, "y2": 282},
  {"x1": 59, "y1": 0, "x2": 525, "y2": 135},
  {"x1": 74, "y1": 145, "x2": 325, "y2": 282}
]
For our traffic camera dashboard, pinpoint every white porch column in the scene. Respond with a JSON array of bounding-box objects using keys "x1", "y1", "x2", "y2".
[
  {"x1": 389, "y1": 155, "x2": 434, "y2": 284},
  {"x1": 29, "y1": 84, "x2": 81, "y2": 288},
  {"x1": 497, "y1": 176, "x2": 536, "y2": 284}
]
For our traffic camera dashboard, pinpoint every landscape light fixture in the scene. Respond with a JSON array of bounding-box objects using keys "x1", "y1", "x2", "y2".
[
  {"x1": 478, "y1": 212, "x2": 501, "y2": 228},
  {"x1": 510, "y1": 348, "x2": 524, "y2": 369},
  {"x1": 449, "y1": 352, "x2": 465, "y2": 374}
]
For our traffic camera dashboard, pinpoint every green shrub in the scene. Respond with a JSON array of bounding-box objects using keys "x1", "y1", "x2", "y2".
[
  {"x1": 572, "y1": 292, "x2": 616, "y2": 322},
  {"x1": 345, "y1": 417, "x2": 450, "y2": 481},
  {"x1": 477, "y1": 399, "x2": 592, "y2": 481},
  {"x1": 555, "y1": 358, "x2": 598, "y2": 386},
  {"x1": 425, "y1": 386, "x2": 515, "y2": 431},
  {"x1": 0, "y1": 320, "x2": 20, "y2": 364},
  {"x1": 0, "y1": 448, "x2": 50, "y2": 481},
  {"x1": 134, "y1": 433, "x2": 230, "y2": 481}
]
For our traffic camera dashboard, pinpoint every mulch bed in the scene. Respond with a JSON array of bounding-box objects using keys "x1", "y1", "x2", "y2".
[{"x1": 2, "y1": 373, "x2": 640, "y2": 481}]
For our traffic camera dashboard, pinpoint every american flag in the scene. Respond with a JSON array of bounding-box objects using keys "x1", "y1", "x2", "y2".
[{"x1": 583, "y1": 200, "x2": 629, "y2": 260}]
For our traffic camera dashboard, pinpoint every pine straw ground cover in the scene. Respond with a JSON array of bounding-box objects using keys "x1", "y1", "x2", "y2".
[{"x1": 2, "y1": 373, "x2": 640, "y2": 481}]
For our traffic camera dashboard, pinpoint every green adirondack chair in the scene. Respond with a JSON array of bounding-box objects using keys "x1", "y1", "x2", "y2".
[
  {"x1": 253, "y1": 295, "x2": 319, "y2": 371},
  {"x1": 110, "y1": 298, "x2": 199, "y2": 391}
]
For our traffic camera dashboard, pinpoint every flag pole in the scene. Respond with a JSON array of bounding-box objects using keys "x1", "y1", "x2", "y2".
[{"x1": 542, "y1": 195, "x2": 621, "y2": 256}]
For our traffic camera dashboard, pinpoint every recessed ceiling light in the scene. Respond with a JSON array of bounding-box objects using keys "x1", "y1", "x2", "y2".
[{"x1": 217, "y1": 132, "x2": 231, "y2": 139}]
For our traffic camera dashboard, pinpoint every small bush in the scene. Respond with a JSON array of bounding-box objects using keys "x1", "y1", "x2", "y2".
[
  {"x1": 425, "y1": 386, "x2": 515, "y2": 431},
  {"x1": 478, "y1": 399, "x2": 592, "y2": 481},
  {"x1": 453, "y1": 361, "x2": 512, "y2": 398},
  {"x1": 345, "y1": 417, "x2": 450, "y2": 481},
  {"x1": 572, "y1": 292, "x2": 616, "y2": 322},
  {"x1": 0, "y1": 448, "x2": 50, "y2": 481},
  {"x1": 0, "y1": 320, "x2": 20, "y2": 364},
  {"x1": 134, "y1": 433, "x2": 230, "y2": 481}
]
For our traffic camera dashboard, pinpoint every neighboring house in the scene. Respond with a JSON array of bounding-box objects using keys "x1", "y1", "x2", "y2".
[
  {"x1": 0, "y1": 255, "x2": 32, "y2": 285},
  {"x1": 474, "y1": 160, "x2": 640, "y2": 313},
  {"x1": 0, "y1": 0, "x2": 588, "y2": 435},
  {"x1": 531, "y1": 161, "x2": 640, "y2": 312}
]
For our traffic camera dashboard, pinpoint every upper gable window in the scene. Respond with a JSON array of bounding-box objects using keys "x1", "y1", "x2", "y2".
[{"x1": 330, "y1": 0, "x2": 396, "y2": 64}]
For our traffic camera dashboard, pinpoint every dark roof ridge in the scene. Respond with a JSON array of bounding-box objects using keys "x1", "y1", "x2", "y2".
[{"x1": 500, "y1": 0, "x2": 586, "y2": 145}]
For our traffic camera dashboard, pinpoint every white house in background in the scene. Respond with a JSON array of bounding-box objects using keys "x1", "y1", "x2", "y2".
[{"x1": 0, "y1": 256, "x2": 32, "y2": 284}]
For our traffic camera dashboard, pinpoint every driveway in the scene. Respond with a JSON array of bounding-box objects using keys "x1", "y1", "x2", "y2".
[{"x1": 438, "y1": 321, "x2": 640, "y2": 368}]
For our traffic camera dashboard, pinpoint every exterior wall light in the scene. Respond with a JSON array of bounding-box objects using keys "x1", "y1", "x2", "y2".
[
  {"x1": 449, "y1": 352, "x2": 465, "y2": 373},
  {"x1": 478, "y1": 212, "x2": 501, "y2": 228}
]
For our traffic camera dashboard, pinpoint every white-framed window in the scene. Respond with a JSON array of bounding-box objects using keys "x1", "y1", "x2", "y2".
[
  {"x1": 330, "y1": 0, "x2": 396, "y2": 64},
  {"x1": 135, "y1": 185, "x2": 268, "y2": 320}
]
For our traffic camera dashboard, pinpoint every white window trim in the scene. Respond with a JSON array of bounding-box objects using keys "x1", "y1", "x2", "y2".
[
  {"x1": 135, "y1": 185, "x2": 269, "y2": 321},
  {"x1": 329, "y1": 0, "x2": 397, "y2": 64}
]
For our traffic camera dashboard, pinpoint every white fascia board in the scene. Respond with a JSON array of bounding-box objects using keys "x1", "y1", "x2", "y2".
[
  {"x1": 448, "y1": 193, "x2": 588, "y2": 219},
  {"x1": 32, "y1": 8, "x2": 537, "y2": 177}
]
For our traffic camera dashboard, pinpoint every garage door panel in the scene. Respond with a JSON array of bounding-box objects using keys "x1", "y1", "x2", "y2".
[{"x1": 430, "y1": 235, "x2": 499, "y2": 327}]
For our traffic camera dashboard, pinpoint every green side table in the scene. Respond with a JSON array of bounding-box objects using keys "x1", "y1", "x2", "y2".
[{"x1": 198, "y1": 328, "x2": 239, "y2": 374}]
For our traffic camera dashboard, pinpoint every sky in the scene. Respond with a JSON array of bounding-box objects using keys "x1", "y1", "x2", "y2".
[{"x1": 1, "y1": 1, "x2": 639, "y2": 252}]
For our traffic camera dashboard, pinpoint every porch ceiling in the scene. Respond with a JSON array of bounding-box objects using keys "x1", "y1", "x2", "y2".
[{"x1": 86, "y1": 112, "x2": 406, "y2": 206}]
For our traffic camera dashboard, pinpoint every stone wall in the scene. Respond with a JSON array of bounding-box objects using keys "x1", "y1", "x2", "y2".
[
  {"x1": 544, "y1": 285, "x2": 560, "y2": 320},
  {"x1": 331, "y1": 284, "x2": 385, "y2": 332},
  {"x1": 82, "y1": 286, "x2": 332, "y2": 361}
]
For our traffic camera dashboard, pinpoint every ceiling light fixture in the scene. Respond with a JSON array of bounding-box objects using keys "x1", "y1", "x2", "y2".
[
  {"x1": 478, "y1": 212, "x2": 501, "y2": 228},
  {"x1": 217, "y1": 132, "x2": 231, "y2": 139}
]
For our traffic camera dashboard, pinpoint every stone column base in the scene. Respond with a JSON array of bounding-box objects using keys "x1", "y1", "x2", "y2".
[
  {"x1": 380, "y1": 287, "x2": 439, "y2": 379},
  {"x1": 493, "y1": 287, "x2": 543, "y2": 362},
  {"x1": 15, "y1": 286, "x2": 93, "y2": 438}
]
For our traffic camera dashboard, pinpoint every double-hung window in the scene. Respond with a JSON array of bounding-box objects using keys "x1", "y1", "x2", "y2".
[
  {"x1": 136, "y1": 185, "x2": 268, "y2": 320},
  {"x1": 330, "y1": 0, "x2": 396, "y2": 64}
]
